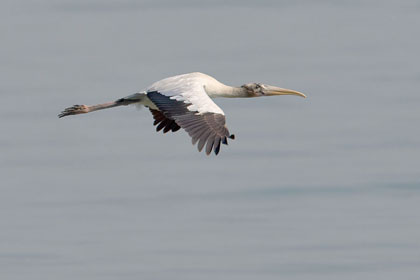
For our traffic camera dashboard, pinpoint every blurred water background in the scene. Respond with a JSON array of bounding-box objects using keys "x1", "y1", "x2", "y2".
[{"x1": 1, "y1": 0, "x2": 420, "y2": 279}]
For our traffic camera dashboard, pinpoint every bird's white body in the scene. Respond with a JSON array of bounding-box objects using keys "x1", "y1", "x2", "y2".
[
  {"x1": 59, "y1": 72, "x2": 305, "y2": 155},
  {"x1": 126, "y1": 72, "x2": 234, "y2": 115}
]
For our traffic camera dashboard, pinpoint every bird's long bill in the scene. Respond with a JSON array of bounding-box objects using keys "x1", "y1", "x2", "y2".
[{"x1": 265, "y1": 86, "x2": 306, "y2": 98}]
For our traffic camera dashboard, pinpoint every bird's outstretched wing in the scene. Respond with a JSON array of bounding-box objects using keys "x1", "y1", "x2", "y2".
[{"x1": 145, "y1": 73, "x2": 234, "y2": 155}]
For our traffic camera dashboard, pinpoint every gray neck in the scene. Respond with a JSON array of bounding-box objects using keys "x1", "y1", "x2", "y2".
[{"x1": 205, "y1": 83, "x2": 249, "y2": 98}]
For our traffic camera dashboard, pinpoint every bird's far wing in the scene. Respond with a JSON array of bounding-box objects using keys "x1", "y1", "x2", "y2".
[{"x1": 149, "y1": 108, "x2": 181, "y2": 133}]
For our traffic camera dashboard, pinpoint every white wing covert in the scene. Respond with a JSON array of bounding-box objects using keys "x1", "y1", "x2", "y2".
[{"x1": 146, "y1": 73, "x2": 224, "y2": 114}]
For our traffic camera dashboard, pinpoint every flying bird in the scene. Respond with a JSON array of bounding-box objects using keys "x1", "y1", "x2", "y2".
[{"x1": 59, "y1": 72, "x2": 306, "y2": 155}]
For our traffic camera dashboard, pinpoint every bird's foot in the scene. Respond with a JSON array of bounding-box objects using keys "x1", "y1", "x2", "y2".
[{"x1": 58, "y1": 105, "x2": 89, "y2": 118}]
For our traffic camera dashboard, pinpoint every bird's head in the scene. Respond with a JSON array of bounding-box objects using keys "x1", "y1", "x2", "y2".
[{"x1": 241, "y1": 83, "x2": 306, "y2": 98}]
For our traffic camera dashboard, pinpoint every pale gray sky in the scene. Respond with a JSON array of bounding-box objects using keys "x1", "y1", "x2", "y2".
[{"x1": 1, "y1": 1, "x2": 420, "y2": 279}]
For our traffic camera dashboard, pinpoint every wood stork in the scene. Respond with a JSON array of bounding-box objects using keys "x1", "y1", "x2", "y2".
[{"x1": 58, "y1": 72, "x2": 306, "y2": 155}]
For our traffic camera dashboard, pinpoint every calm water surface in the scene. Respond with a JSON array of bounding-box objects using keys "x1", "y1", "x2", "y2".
[{"x1": 1, "y1": 1, "x2": 420, "y2": 279}]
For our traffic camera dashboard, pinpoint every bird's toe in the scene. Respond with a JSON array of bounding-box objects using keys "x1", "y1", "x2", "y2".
[{"x1": 58, "y1": 105, "x2": 88, "y2": 118}]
